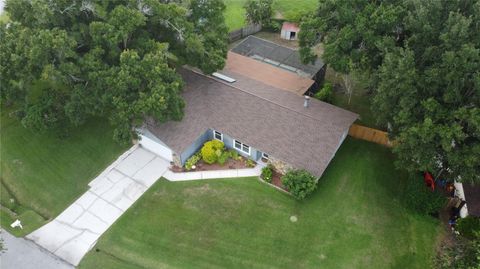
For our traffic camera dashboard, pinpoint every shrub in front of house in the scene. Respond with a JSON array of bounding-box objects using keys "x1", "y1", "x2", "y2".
[
  {"x1": 261, "y1": 165, "x2": 273, "y2": 183},
  {"x1": 228, "y1": 149, "x2": 240, "y2": 160},
  {"x1": 314, "y1": 82, "x2": 333, "y2": 103},
  {"x1": 246, "y1": 159, "x2": 255, "y2": 168},
  {"x1": 201, "y1": 140, "x2": 224, "y2": 164},
  {"x1": 281, "y1": 169, "x2": 317, "y2": 200},
  {"x1": 404, "y1": 175, "x2": 447, "y2": 216},
  {"x1": 185, "y1": 153, "x2": 201, "y2": 170},
  {"x1": 457, "y1": 216, "x2": 480, "y2": 240},
  {"x1": 217, "y1": 151, "x2": 230, "y2": 166}
]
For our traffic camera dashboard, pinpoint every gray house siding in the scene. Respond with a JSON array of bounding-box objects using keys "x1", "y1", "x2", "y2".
[
  {"x1": 179, "y1": 130, "x2": 211, "y2": 165},
  {"x1": 218, "y1": 130, "x2": 261, "y2": 161},
  {"x1": 179, "y1": 129, "x2": 262, "y2": 165}
]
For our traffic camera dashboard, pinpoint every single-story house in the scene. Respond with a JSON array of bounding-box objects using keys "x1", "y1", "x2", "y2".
[
  {"x1": 138, "y1": 67, "x2": 358, "y2": 178},
  {"x1": 230, "y1": 35, "x2": 326, "y2": 94},
  {"x1": 280, "y1": 22, "x2": 300, "y2": 41}
]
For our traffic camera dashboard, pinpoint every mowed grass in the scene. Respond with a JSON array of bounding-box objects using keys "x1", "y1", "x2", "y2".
[
  {"x1": 0, "y1": 111, "x2": 127, "y2": 236},
  {"x1": 224, "y1": 0, "x2": 318, "y2": 31},
  {"x1": 79, "y1": 138, "x2": 441, "y2": 269},
  {"x1": 224, "y1": 0, "x2": 247, "y2": 31},
  {"x1": 273, "y1": 0, "x2": 318, "y2": 20}
]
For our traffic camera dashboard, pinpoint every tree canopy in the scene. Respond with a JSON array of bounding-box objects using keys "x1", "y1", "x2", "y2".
[
  {"x1": 300, "y1": 0, "x2": 480, "y2": 184},
  {"x1": 0, "y1": 0, "x2": 228, "y2": 143},
  {"x1": 244, "y1": 0, "x2": 273, "y2": 26}
]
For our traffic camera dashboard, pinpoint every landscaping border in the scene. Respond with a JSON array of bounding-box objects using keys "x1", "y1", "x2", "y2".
[{"x1": 163, "y1": 164, "x2": 263, "y2": 181}]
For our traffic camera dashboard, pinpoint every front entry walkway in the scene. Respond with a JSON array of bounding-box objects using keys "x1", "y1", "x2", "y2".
[{"x1": 27, "y1": 145, "x2": 169, "y2": 266}]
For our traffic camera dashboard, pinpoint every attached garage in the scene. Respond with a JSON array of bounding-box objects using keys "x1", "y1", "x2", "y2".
[{"x1": 138, "y1": 133, "x2": 173, "y2": 162}]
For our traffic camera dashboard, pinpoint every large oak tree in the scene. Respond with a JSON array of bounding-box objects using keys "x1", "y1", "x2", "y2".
[
  {"x1": 0, "y1": 0, "x2": 228, "y2": 142},
  {"x1": 300, "y1": 0, "x2": 480, "y2": 183}
]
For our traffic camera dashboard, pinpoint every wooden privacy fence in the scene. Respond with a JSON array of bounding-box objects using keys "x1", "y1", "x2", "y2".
[
  {"x1": 348, "y1": 124, "x2": 393, "y2": 147},
  {"x1": 229, "y1": 24, "x2": 262, "y2": 43}
]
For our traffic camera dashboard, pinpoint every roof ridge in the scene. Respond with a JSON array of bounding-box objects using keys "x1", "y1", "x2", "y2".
[{"x1": 184, "y1": 67, "x2": 342, "y2": 130}]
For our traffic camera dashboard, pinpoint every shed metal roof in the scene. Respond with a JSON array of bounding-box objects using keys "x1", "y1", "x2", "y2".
[
  {"x1": 282, "y1": 22, "x2": 300, "y2": 32},
  {"x1": 231, "y1": 35, "x2": 324, "y2": 77}
]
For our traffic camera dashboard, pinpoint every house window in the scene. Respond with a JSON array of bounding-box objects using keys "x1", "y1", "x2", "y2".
[
  {"x1": 262, "y1": 152, "x2": 269, "y2": 160},
  {"x1": 233, "y1": 139, "x2": 250, "y2": 155},
  {"x1": 213, "y1": 130, "x2": 223, "y2": 141}
]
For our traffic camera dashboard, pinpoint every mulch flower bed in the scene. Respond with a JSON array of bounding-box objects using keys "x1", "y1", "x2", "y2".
[
  {"x1": 265, "y1": 169, "x2": 288, "y2": 192},
  {"x1": 170, "y1": 157, "x2": 255, "y2": 172}
]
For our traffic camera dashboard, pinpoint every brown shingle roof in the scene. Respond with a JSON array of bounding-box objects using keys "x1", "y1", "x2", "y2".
[
  {"x1": 224, "y1": 52, "x2": 314, "y2": 95},
  {"x1": 146, "y1": 68, "x2": 358, "y2": 177}
]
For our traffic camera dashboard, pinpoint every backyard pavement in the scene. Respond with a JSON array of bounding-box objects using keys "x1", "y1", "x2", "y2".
[
  {"x1": 26, "y1": 146, "x2": 169, "y2": 266},
  {"x1": 0, "y1": 229, "x2": 73, "y2": 269}
]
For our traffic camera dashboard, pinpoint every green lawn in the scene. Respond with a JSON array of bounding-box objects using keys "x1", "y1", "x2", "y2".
[
  {"x1": 79, "y1": 138, "x2": 441, "y2": 269},
  {"x1": 0, "y1": 111, "x2": 127, "y2": 236},
  {"x1": 224, "y1": 0, "x2": 247, "y2": 31},
  {"x1": 330, "y1": 92, "x2": 383, "y2": 130},
  {"x1": 224, "y1": 0, "x2": 318, "y2": 31},
  {"x1": 273, "y1": 0, "x2": 318, "y2": 20}
]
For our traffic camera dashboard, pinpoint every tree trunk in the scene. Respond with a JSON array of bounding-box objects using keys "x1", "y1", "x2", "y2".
[{"x1": 342, "y1": 74, "x2": 354, "y2": 104}]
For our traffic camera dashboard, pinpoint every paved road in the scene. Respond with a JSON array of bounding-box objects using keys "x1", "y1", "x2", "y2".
[
  {"x1": 27, "y1": 145, "x2": 169, "y2": 266},
  {"x1": 0, "y1": 229, "x2": 73, "y2": 269}
]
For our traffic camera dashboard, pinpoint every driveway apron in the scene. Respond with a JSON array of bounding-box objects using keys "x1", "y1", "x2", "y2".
[{"x1": 26, "y1": 146, "x2": 169, "y2": 266}]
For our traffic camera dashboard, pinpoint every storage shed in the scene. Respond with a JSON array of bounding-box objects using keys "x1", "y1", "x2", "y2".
[{"x1": 280, "y1": 22, "x2": 300, "y2": 40}]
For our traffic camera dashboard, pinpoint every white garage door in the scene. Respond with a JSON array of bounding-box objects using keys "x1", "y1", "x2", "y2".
[{"x1": 138, "y1": 135, "x2": 173, "y2": 162}]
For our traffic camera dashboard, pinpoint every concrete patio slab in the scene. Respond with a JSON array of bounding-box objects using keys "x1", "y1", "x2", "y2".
[{"x1": 27, "y1": 145, "x2": 169, "y2": 266}]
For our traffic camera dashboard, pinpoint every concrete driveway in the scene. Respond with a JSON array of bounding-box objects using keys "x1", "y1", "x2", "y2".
[{"x1": 26, "y1": 145, "x2": 169, "y2": 266}]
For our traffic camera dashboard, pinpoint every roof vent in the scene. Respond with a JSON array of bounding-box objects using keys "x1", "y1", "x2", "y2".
[
  {"x1": 304, "y1": 95, "x2": 310, "y2": 108},
  {"x1": 212, "y1": 72, "x2": 236, "y2": 83}
]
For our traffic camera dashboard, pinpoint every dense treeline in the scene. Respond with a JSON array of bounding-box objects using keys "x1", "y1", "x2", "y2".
[
  {"x1": 0, "y1": 0, "x2": 228, "y2": 142},
  {"x1": 300, "y1": 0, "x2": 480, "y2": 184}
]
